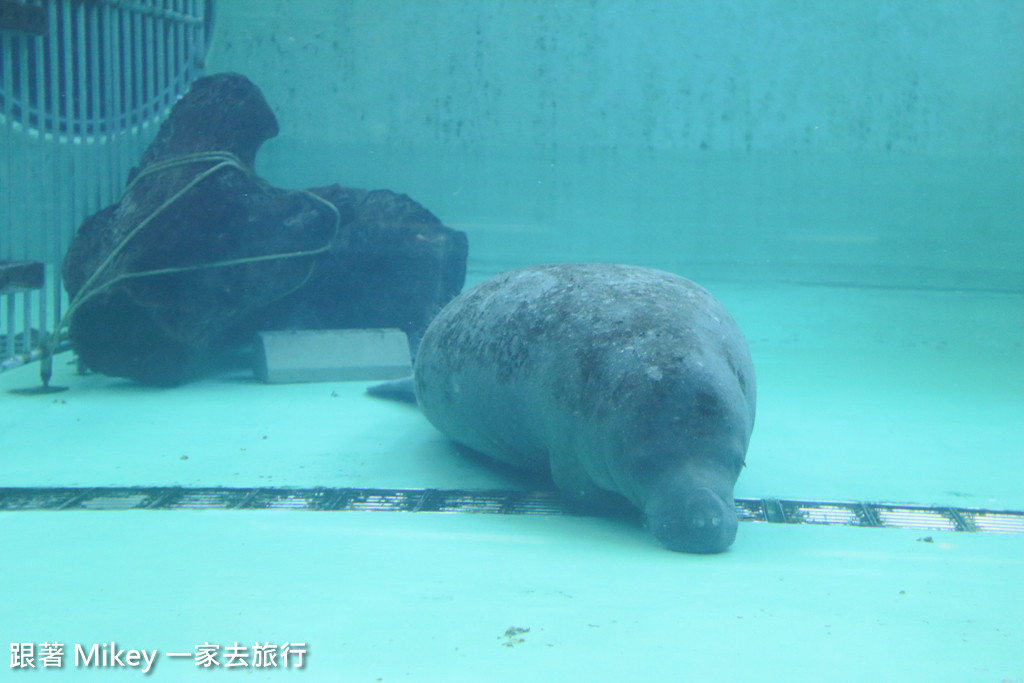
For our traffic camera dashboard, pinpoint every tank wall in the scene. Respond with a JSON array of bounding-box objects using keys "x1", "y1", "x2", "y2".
[{"x1": 205, "y1": 0, "x2": 1024, "y2": 290}]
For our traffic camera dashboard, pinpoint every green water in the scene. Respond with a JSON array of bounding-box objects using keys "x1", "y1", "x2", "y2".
[
  {"x1": 208, "y1": 0, "x2": 1023, "y2": 291},
  {"x1": 2, "y1": 2, "x2": 1022, "y2": 681}
]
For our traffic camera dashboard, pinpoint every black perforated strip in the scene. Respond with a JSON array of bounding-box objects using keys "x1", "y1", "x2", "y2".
[{"x1": 0, "y1": 487, "x2": 1020, "y2": 534}]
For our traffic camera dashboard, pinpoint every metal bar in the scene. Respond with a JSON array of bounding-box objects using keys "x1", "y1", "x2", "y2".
[
  {"x1": 170, "y1": 0, "x2": 181, "y2": 98},
  {"x1": 858, "y1": 501, "x2": 881, "y2": 527},
  {"x1": 184, "y1": 0, "x2": 197, "y2": 87},
  {"x1": 56, "y1": 0, "x2": 77, "y2": 328},
  {"x1": 118, "y1": 6, "x2": 135, "y2": 187},
  {"x1": 169, "y1": 0, "x2": 177, "y2": 106},
  {"x1": 48, "y1": 0, "x2": 64, "y2": 334},
  {"x1": 0, "y1": 338, "x2": 72, "y2": 374},
  {"x1": 86, "y1": 1, "x2": 104, "y2": 205},
  {"x1": 118, "y1": 5, "x2": 139, "y2": 188},
  {"x1": 106, "y1": 2, "x2": 122, "y2": 196},
  {"x1": 71, "y1": 0, "x2": 88, "y2": 300},
  {"x1": 761, "y1": 498, "x2": 789, "y2": 524},
  {"x1": 143, "y1": 1, "x2": 154, "y2": 122},
  {"x1": 22, "y1": 26, "x2": 44, "y2": 352},
  {"x1": 0, "y1": 30, "x2": 12, "y2": 359},
  {"x1": 154, "y1": 0, "x2": 166, "y2": 119},
  {"x1": 131, "y1": 0, "x2": 141, "y2": 128},
  {"x1": 2, "y1": 297, "x2": 12, "y2": 360},
  {"x1": 108, "y1": 1, "x2": 123, "y2": 134},
  {"x1": 74, "y1": 1, "x2": 85, "y2": 137},
  {"x1": 13, "y1": 30, "x2": 31, "y2": 354},
  {"x1": 99, "y1": 0, "x2": 116, "y2": 198},
  {"x1": 35, "y1": 4, "x2": 51, "y2": 343}
]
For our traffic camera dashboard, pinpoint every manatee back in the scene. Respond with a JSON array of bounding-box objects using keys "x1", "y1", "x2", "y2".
[
  {"x1": 412, "y1": 263, "x2": 756, "y2": 475},
  {"x1": 412, "y1": 266, "x2": 564, "y2": 470}
]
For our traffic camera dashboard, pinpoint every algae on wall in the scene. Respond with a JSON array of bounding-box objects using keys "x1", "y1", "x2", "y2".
[{"x1": 205, "y1": 0, "x2": 1024, "y2": 290}]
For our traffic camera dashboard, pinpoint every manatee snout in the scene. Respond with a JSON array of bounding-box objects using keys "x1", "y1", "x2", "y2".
[{"x1": 645, "y1": 487, "x2": 738, "y2": 554}]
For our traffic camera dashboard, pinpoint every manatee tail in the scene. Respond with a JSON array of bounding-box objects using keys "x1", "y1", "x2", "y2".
[{"x1": 366, "y1": 376, "x2": 417, "y2": 404}]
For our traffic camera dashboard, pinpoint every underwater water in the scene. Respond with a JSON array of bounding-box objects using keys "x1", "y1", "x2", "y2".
[{"x1": 1, "y1": 1, "x2": 1022, "y2": 681}]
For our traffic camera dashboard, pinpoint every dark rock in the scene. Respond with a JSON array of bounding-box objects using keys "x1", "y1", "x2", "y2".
[
  {"x1": 61, "y1": 73, "x2": 467, "y2": 385},
  {"x1": 250, "y1": 185, "x2": 468, "y2": 352}
]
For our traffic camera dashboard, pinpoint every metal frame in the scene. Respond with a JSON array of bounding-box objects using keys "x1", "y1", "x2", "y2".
[{"x1": 0, "y1": 0, "x2": 209, "y2": 363}]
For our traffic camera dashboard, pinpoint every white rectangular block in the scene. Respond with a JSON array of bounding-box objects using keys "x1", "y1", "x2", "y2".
[{"x1": 254, "y1": 328, "x2": 412, "y2": 384}]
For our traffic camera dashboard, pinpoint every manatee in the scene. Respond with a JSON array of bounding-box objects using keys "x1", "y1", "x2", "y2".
[{"x1": 370, "y1": 263, "x2": 757, "y2": 553}]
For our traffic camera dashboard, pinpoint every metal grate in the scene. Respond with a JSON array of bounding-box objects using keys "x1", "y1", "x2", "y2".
[
  {"x1": 751, "y1": 498, "x2": 1024, "y2": 534},
  {"x1": 0, "y1": 0, "x2": 212, "y2": 135},
  {"x1": 0, "y1": 487, "x2": 1021, "y2": 534},
  {"x1": 0, "y1": 0, "x2": 211, "y2": 366}
]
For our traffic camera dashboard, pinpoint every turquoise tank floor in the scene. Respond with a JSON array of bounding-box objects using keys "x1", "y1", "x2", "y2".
[
  {"x1": 1, "y1": 281, "x2": 1022, "y2": 681},
  {"x1": 3, "y1": 511, "x2": 1021, "y2": 681}
]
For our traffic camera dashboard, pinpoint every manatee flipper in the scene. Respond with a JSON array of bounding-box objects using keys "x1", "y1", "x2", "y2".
[{"x1": 366, "y1": 376, "x2": 417, "y2": 404}]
